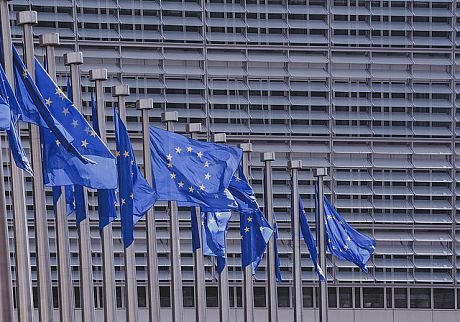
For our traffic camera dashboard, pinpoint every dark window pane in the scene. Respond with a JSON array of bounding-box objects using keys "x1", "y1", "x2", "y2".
[
  {"x1": 229, "y1": 287, "x2": 235, "y2": 308},
  {"x1": 74, "y1": 287, "x2": 81, "y2": 309},
  {"x1": 410, "y1": 289, "x2": 431, "y2": 309},
  {"x1": 52, "y1": 286, "x2": 59, "y2": 309},
  {"x1": 434, "y1": 289, "x2": 454, "y2": 309},
  {"x1": 277, "y1": 287, "x2": 290, "y2": 308},
  {"x1": 254, "y1": 287, "x2": 266, "y2": 307},
  {"x1": 354, "y1": 288, "x2": 361, "y2": 308},
  {"x1": 363, "y1": 288, "x2": 384, "y2": 308},
  {"x1": 32, "y1": 287, "x2": 39, "y2": 309},
  {"x1": 206, "y1": 286, "x2": 218, "y2": 308},
  {"x1": 116, "y1": 286, "x2": 123, "y2": 308},
  {"x1": 236, "y1": 287, "x2": 243, "y2": 308},
  {"x1": 386, "y1": 288, "x2": 392, "y2": 308},
  {"x1": 328, "y1": 288, "x2": 337, "y2": 308},
  {"x1": 183, "y1": 286, "x2": 194, "y2": 308},
  {"x1": 160, "y1": 286, "x2": 171, "y2": 307},
  {"x1": 303, "y1": 287, "x2": 313, "y2": 308},
  {"x1": 339, "y1": 287, "x2": 352, "y2": 308},
  {"x1": 138, "y1": 286, "x2": 147, "y2": 308},
  {"x1": 394, "y1": 288, "x2": 407, "y2": 308}
]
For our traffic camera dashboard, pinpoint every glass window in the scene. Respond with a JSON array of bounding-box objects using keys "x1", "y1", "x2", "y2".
[
  {"x1": 328, "y1": 288, "x2": 337, "y2": 308},
  {"x1": 160, "y1": 286, "x2": 171, "y2": 307},
  {"x1": 236, "y1": 287, "x2": 242, "y2": 308},
  {"x1": 138, "y1": 286, "x2": 147, "y2": 308},
  {"x1": 339, "y1": 288, "x2": 352, "y2": 308},
  {"x1": 354, "y1": 288, "x2": 361, "y2": 308},
  {"x1": 183, "y1": 286, "x2": 194, "y2": 308},
  {"x1": 206, "y1": 286, "x2": 218, "y2": 308},
  {"x1": 434, "y1": 289, "x2": 454, "y2": 309},
  {"x1": 116, "y1": 286, "x2": 123, "y2": 308},
  {"x1": 363, "y1": 288, "x2": 384, "y2": 308},
  {"x1": 254, "y1": 287, "x2": 266, "y2": 307},
  {"x1": 52, "y1": 287, "x2": 59, "y2": 309},
  {"x1": 303, "y1": 287, "x2": 314, "y2": 308},
  {"x1": 386, "y1": 288, "x2": 392, "y2": 308},
  {"x1": 278, "y1": 287, "x2": 290, "y2": 308},
  {"x1": 74, "y1": 287, "x2": 81, "y2": 309},
  {"x1": 410, "y1": 289, "x2": 431, "y2": 309}
]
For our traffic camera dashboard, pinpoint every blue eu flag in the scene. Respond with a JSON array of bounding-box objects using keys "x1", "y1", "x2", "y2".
[
  {"x1": 201, "y1": 211, "x2": 231, "y2": 273},
  {"x1": 35, "y1": 59, "x2": 117, "y2": 189},
  {"x1": 190, "y1": 207, "x2": 201, "y2": 252},
  {"x1": 115, "y1": 108, "x2": 157, "y2": 247},
  {"x1": 299, "y1": 196, "x2": 325, "y2": 281},
  {"x1": 0, "y1": 64, "x2": 10, "y2": 130},
  {"x1": 149, "y1": 126, "x2": 241, "y2": 209},
  {"x1": 52, "y1": 185, "x2": 75, "y2": 216},
  {"x1": 92, "y1": 94, "x2": 117, "y2": 229},
  {"x1": 272, "y1": 213, "x2": 282, "y2": 283},
  {"x1": 323, "y1": 196, "x2": 376, "y2": 272}
]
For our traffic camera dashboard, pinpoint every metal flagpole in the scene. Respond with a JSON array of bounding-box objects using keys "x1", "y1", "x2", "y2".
[
  {"x1": 262, "y1": 152, "x2": 278, "y2": 322},
  {"x1": 289, "y1": 160, "x2": 303, "y2": 322},
  {"x1": 90, "y1": 68, "x2": 117, "y2": 322},
  {"x1": 40, "y1": 32, "x2": 74, "y2": 322},
  {"x1": 213, "y1": 133, "x2": 230, "y2": 322},
  {"x1": 136, "y1": 98, "x2": 161, "y2": 322},
  {"x1": 162, "y1": 111, "x2": 183, "y2": 322},
  {"x1": 113, "y1": 84, "x2": 138, "y2": 322},
  {"x1": 64, "y1": 51, "x2": 95, "y2": 322},
  {"x1": 238, "y1": 143, "x2": 254, "y2": 322},
  {"x1": 0, "y1": 2, "x2": 14, "y2": 320},
  {"x1": 17, "y1": 11, "x2": 54, "y2": 322},
  {"x1": 185, "y1": 123, "x2": 207, "y2": 322},
  {"x1": 314, "y1": 168, "x2": 328, "y2": 322}
]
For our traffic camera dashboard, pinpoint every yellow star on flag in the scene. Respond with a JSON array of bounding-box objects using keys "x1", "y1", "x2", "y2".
[
  {"x1": 115, "y1": 151, "x2": 121, "y2": 157},
  {"x1": 81, "y1": 139, "x2": 89, "y2": 148},
  {"x1": 204, "y1": 161, "x2": 209, "y2": 168},
  {"x1": 209, "y1": 218, "x2": 216, "y2": 224},
  {"x1": 344, "y1": 245, "x2": 349, "y2": 250},
  {"x1": 121, "y1": 198, "x2": 126, "y2": 205},
  {"x1": 45, "y1": 98, "x2": 52, "y2": 106},
  {"x1": 166, "y1": 154, "x2": 173, "y2": 161},
  {"x1": 55, "y1": 140, "x2": 61, "y2": 146},
  {"x1": 187, "y1": 146, "x2": 192, "y2": 152},
  {"x1": 327, "y1": 214, "x2": 332, "y2": 220},
  {"x1": 199, "y1": 184, "x2": 205, "y2": 191},
  {"x1": 167, "y1": 162, "x2": 173, "y2": 168},
  {"x1": 244, "y1": 227, "x2": 250, "y2": 233},
  {"x1": 346, "y1": 236, "x2": 351, "y2": 241},
  {"x1": 197, "y1": 151, "x2": 203, "y2": 158},
  {"x1": 204, "y1": 173, "x2": 210, "y2": 180},
  {"x1": 62, "y1": 108, "x2": 69, "y2": 116},
  {"x1": 189, "y1": 186, "x2": 194, "y2": 193},
  {"x1": 123, "y1": 151, "x2": 129, "y2": 158},
  {"x1": 22, "y1": 69, "x2": 27, "y2": 79},
  {"x1": 175, "y1": 147, "x2": 181, "y2": 154},
  {"x1": 170, "y1": 172, "x2": 177, "y2": 179},
  {"x1": 130, "y1": 193, "x2": 134, "y2": 199},
  {"x1": 90, "y1": 130, "x2": 97, "y2": 137},
  {"x1": 71, "y1": 120, "x2": 79, "y2": 127},
  {"x1": 178, "y1": 181, "x2": 184, "y2": 188},
  {"x1": 131, "y1": 160, "x2": 134, "y2": 165},
  {"x1": 55, "y1": 88, "x2": 64, "y2": 97},
  {"x1": 247, "y1": 217, "x2": 252, "y2": 222}
]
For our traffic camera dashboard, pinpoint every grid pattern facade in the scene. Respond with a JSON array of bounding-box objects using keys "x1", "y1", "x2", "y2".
[{"x1": 2, "y1": 0, "x2": 460, "y2": 313}]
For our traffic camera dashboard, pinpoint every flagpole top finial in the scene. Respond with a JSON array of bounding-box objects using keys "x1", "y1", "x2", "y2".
[
  {"x1": 39, "y1": 33, "x2": 59, "y2": 46},
  {"x1": 212, "y1": 133, "x2": 226, "y2": 143},
  {"x1": 239, "y1": 143, "x2": 252, "y2": 152},
  {"x1": 89, "y1": 69, "x2": 108, "y2": 81},
  {"x1": 261, "y1": 152, "x2": 275, "y2": 162},
  {"x1": 288, "y1": 160, "x2": 302, "y2": 170},
  {"x1": 186, "y1": 123, "x2": 202, "y2": 134},
  {"x1": 313, "y1": 168, "x2": 328, "y2": 177},
  {"x1": 162, "y1": 111, "x2": 178, "y2": 123},
  {"x1": 17, "y1": 11, "x2": 37, "y2": 25},
  {"x1": 64, "y1": 52, "x2": 83, "y2": 65},
  {"x1": 137, "y1": 98, "x2": 154, "y2": 110},
  {"x1": 112, "y1": 85, "x2": 129, "y2": 97}
]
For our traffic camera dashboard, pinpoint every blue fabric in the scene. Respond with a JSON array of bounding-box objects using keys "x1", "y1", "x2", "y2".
[
  {"x1": 52, "y1": 185, "x2": 75, "y2": 216},
  {"x1": 190, "y1": 207, "x2": 201, "y2": 252},
  {"x1": 272, "y1": 213, "x2": 282, "y2": 283},
  {"x1": 149, "y1": 126, "x2": 241, "y2": 209},
  {"x1": 299, "y1": 196, "x2": 325, "y2": 281},
  {"x1": 201, "y1": 211, "x2": 231, "y2": 273},
  {"x1": 91, "y1": 94, "x2": 117, "y2": 229},
  {"x1": 115, "y1": 108, "x2": 157, "y2": 247},
  {"x1": 6, "y1": 120, "x2": 33, "y2": 176},
  {"x1": 34, "y1": 58, "x2": 117, "y2": 189},
  {"x1": 0, "y1": 64, "x2": 10, "y2": 131},
  {"x1": 216, "y1": 256, "x2": 226, "y2": 274},
  {"x1": 323, "y1": 196, "x2": 376, "y2": 272},
  {"x1": 74, "y1": 185, "x2": 87, "y2": 225}
]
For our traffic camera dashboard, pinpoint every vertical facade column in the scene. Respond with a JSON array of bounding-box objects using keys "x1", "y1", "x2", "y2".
[
  {"x1": 262, "y1": 152, "x2": 278, "y2": 322},
  {"x1": 238, "y1": 143, "x2": 254, "y2": 322},
  {"x1": 213, "y1": 133, "x2": 230, "y2": 322},
  {"x1": 40, "y1": 32, "x2": 74, "y2": 322},
  {"x1": 137, "y1": 98, "x2": 161, "y2": 322},
  {"x1": 314, "y1": 168, "x2": 328, "y2": 322},
  {"x1": 90, "y1": 68, "x2": 117, "y2": 322},
  {"x1": 162, "y1": 111, "x2": 183, "y2": 322},
  {"x1": 185, "y1": 123, "x2": 207, "y2": 322},
  {"x1": 64, "y1": 51, "x2": 95, "y2": 322},
  {"x1": 113, "y1": 84, "x2": 138, "y2": 322},
  {"x1": 289, "y1": 160, "x2": 303, "y2": 322},
  {"x1": 0, "y1": 2, "x2": 15, "y2": 321}
]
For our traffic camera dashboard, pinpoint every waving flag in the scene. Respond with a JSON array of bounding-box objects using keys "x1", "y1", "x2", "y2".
[
  {"x1": 201, "y1": 210, "x2": 231, "y2": 273},
  {"x1": 272, "y1": 213, "x2": 282, "y2": 283},
  {"x1": 191, "y1": 207, "x2": 201, "y2": 252},
  {"x1": 0, "y1": 64, "x2": 10, "y2": 130}
]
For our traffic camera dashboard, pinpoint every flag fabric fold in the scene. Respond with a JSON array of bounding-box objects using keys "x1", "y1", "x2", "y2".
[
  {"x1": 52, "y1": 185, "x2": 75, "y2": 216},
  {"x1": 190, "y1": 207, "x2": 201, "y2": 252},
  {"x1": 272, "y1": 213, "x2": 282, "y2": 283},
  {"x1": 201, "y1": 211, "x2": 232, "y2": 270}
]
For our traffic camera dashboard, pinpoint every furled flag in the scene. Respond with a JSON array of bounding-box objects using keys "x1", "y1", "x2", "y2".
[
  {"x1": 115, "y1": 108, "x2": 157, "y2": 247},
  {"x1": 272, "y1": 213, "x2": 282, "y2": 283},
  {"x1": 12, "y1": 46, "x2": 90, "y2": 164},
  {"x1": 190, "y1": 207, "x2": 201, "y2": 252},
  {"x1": 34, "y1": 58, "x2": 117, "y2": 189},
  {"x1": 230, "y1": 166, "x2": 273, "y2": 274},
  {"x1": 201, "y1": 211, "x2": 232, "y2": 273},
  {"x1": 149, "y1": 126, "x2": 241, "y2": 210},
  {"x1": 299, "y1": 196, "x2": 325, "y2": 281},
  {"x1": 323, "y1": 196, "x2": 376, "y2": 272},
  {"x1": 52, "y1": 185, "x2": 75, "y2": 216},
  {"x1": 0, "y1": 64, "x2": 10, "y2": 130},
  {"x1": 92, "y1": 93, "x2": 117, "y2": 229}
]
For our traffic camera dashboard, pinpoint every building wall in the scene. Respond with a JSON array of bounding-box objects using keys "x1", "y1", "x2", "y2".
[{"x1": 3, "y1": 0, "x2": 460, "y2": 318}]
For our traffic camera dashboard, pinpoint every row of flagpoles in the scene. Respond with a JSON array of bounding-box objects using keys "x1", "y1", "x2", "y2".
[{"x1": 0, "y1": 3, "x2": 377, "y2": 322}]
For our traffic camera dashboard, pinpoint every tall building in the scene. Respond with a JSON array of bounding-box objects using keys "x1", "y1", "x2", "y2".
[{"x1": 4, "y1": 0, "x2": 459, "y2": 320}]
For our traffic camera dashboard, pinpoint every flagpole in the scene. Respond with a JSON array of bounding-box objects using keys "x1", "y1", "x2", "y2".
[
  {"x1": 238, "y1": 143, "x2": 254, "y2": 322},
  {"x1": 162, "y1": 111, "x2": 183, "y2": 322},
  {"x1": 40, "y1": 32, "x2": 75, "y2": 322},
  {"x1": 90, "y1": 68, "x2": 117, "y2": 322},
  {"x1": 113, "y1": 84, "x2": 138, "y2": 322},
  {"x1": 185, "y1": 123, "x2": 207, "y2": 322},
  {"x1": 17, "y1": 11, "x2": 54, "y2": 322},
  {"x1": 0, "y1": 3, "x2": 14, "y2": 321},
  {"x1": 289, "y1": 160, "x2": 303, "y2": 322},
  {"x1": 136, "y1": 98, "x2": 161, "y2": 322},
  {"x1": 213, "y1": 133, "x2": 230, "y2": 322},
  {"x1": 262, "y1": 152, "x2": 278, "y2": 322},
  {"x1": 314, "y1": 168, "x2": 328, "y2": 322},
  {"x1": 64, "y1": 51, "x2": 96, "y2": 322}
]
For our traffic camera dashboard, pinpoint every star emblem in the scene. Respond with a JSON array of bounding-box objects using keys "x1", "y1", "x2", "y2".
[
  {"x1": 121, "y1": 198, "x2": 126, "y2": 205},
  {"x1": 346, "y1": 236, "x2": 351, "y2": 241},
  {"x1": 234, "y1": 175, "x2": 241, "y2": 181},
  {"x1": 197, "y1": 151, "x2": 203, "y2": 158},
  {"x1": 244, "y1": 227, "x2": 250, "y2": 233},
  {"x1": 187, "y1": 146, "x2": 192, "y2": 152},
  {"x1": 62, "y1": 108, "x2": 69, "y2": 116},
  {"x1": 166, "y1": 154, "x2": 173, "y2": 161},
  {"x1": 209, "y1": 218, "x2": 216, "y2": 224},
  {"x1": 123, "y1": 151, "x2": 129, "y2": 158},
  {"x1": 167, "y1": 162, "x2": 173, "y2": 168},
  {"x1": 45, "y1": 98, "x2": 52, "y2": 106},
  {"x1": 55, "y1": 140, "x2": 61, "y2": 146},
  {"x1": 22, "y1": 69, "x2": 27, "y2": 79},
  {"x1": 170, "y1": 172, "x2": 177, "y2": 180},
  {"x1": 189, "y1": 186, "x2": 194, "y2": 193},
  {"x1": 204, "y1": 161, "x2": 209, "y2": 168},
  {"x1": 199, "y1": 184, "x2": 205, "y2": 191},
  {"x1": 344, "y1": 245, "x2": 349, "y2": 250},
  {"x1": 84, "y1": 127, "x2": 91, "y2": 134},
  {"x1": 130, "y1": 160, "x2": 134, "y2": 165},
  {"x1": 71, "y1": 119, "x2": 79, "y2": 128},
  {"x1": 204, "y1": 173, "x2": 210, "y2": 180},
  {"x1": 247, "y1": 217, "x2": 252, "y2": 222},
  {"x1": 178, "y1": 181, "x2": 184, "y2": 188},
  {"x1": 81, "y1": 139, "x2": 88, "y2": 148},
  {"x1": 175, "y1": 147, "x2": 181, "y2": 154},
  {"x1": 327, "y1": 215, "x2": 332, "y2": 220},
  {"x1": 90, "y1": 130, "x2": 97, "y2": 137},
  {"x1": 130, "y1": 193, "x2": 134, "y2": 199},
  {"x1": 115, "y1": 151, "x2": 121, "y2": 157},
  {"x1": 55, "y1": 88, "x2": 64, "y2": 97}
]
